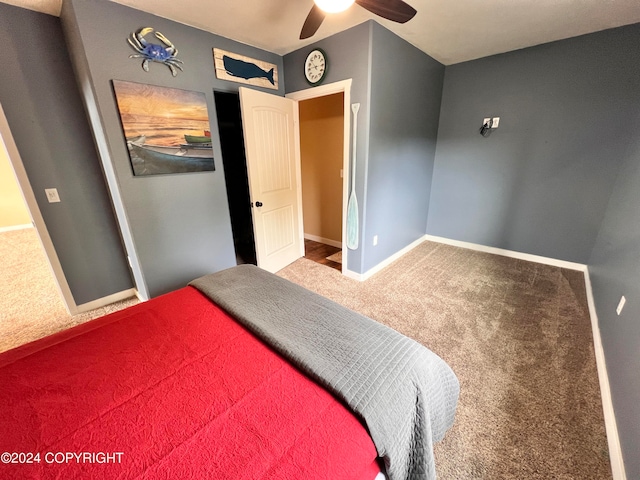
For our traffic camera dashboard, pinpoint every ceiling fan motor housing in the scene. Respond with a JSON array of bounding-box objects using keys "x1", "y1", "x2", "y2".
[{"x1": 314, "y1": 0, "x2": 355, "y2": 13}]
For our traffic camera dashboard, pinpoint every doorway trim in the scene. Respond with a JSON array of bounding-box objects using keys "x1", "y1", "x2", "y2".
[
  {"x1": 286, "y1": 79, "x2": 353, "y2": 276},
  {"x1": 0, "y1": 103, "x2": 79, "y2": 315}
]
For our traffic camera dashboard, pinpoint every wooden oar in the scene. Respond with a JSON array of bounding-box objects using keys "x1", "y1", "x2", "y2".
[{"x1": 346, "y1": 103, "x2": 360, "y2": 250}]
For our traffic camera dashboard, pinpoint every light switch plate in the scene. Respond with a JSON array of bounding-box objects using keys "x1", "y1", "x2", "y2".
[{"x1": 45, "y1": 188, "x2": 60, "y2": 203}]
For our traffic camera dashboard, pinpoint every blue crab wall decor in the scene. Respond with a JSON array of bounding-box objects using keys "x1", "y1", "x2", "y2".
[{"x1": 127, "y1": 27, "x2": 183, "y2": 76}]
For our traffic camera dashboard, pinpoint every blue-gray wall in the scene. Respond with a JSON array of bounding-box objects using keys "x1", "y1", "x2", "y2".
[
  {"x1": 285, "y1": 21, "x2": 444, "y2": 274},
  {"x1": 285, "y1": 22, "x2": 372, "y2": 274},
  {"x1": 61, "y1": 0, "x2": 285, "y2": 297},
  {"x1": 428, "y1": 28, "x2": 635, "y2": 263},
  {"x1": 365, "y1": 22, "x2": 444, "y2": 271},
  {"x1": 587, "y1": 25, "x2": 640, "y2": 477},
  {"x1": 430, "y1": 23, "x2": 640, "y2": 476},
  {"x1": 0, "y1": 3, "x2": 132, "y2": 305}
]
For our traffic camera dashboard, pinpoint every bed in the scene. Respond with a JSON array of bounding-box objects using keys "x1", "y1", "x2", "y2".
[{"x1": 0, "y1": 265, "x2": 459, "y2": 480}]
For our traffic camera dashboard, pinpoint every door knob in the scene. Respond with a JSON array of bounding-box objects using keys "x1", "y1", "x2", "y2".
[{"x1": 255, "y1": 201, "x2": 263, "y2": 207}]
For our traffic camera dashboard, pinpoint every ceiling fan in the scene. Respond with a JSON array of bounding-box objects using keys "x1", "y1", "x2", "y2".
[{"x1": 300, "y1": 0, "x2": 417, "y2": 39}]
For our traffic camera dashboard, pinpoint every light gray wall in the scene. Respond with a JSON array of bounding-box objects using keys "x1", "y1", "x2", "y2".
[
  {"x1": 587, "y1": 24, "x2": 640, "y2": 478},
  {"x1": 0, "y1": 3, "x2": 132, "y2": 305},
  {"x1": 61, "y1": 0, "x2": 285, "y2": 297},
  {"x1": 365, "y1": 22, "x2": 444, "y2": 272},
  {"x1": 428, "y1": 28, "x2": 634, "y2": 263},
  {"x1": 284, "y1": 22, "x2": 372, "y2": 274}
]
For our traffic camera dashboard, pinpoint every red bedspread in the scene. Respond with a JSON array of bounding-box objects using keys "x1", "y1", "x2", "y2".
[{"x1": 0, "y1": 287, "x2": 381, "y2": 479}]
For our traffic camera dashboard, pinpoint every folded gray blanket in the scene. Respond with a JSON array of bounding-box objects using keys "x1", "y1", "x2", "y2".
[{"x1": 190, "y1": 264, "x2": 459, "y2": 480}]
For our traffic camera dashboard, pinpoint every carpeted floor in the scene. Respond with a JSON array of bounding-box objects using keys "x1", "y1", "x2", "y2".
[
  {"x1": 326, "y1": 250, "x2": 342, "y2": 264},
  {"x1": 1, "y1": 228, "x2": 611, "y2": 478},
  {"x1": 277, "y1": 241, "x2": 611, "y2": 479},
  {"x1": 0, "y1": 228, "x2": 138, "y2": 353}
]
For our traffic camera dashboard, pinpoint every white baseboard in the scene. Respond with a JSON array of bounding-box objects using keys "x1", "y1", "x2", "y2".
[
  {"x1": 342, "y1": 268, "x2": 361, "y2": 281},
  {"x1": 346, "y1": 235, "x2": 428, "y2": 281},
  {"x1": 304, "y1": 233, "x2": 342, "y2": 249},
  {"x1": 423, "y1": 234, "x2": 587, "y2": 272},
  {"x1": 583, "y1": 269, "x2": 627, "y2": 480},
  {"x1": 351, "y1": 232, "x2": 580, "y2": 281},
  {"x1": 0, "y1": 223, "x2": 33, "y2": 233},
  {"x1": 74, "y1": 288, "x2": 138, "y2": 314}
]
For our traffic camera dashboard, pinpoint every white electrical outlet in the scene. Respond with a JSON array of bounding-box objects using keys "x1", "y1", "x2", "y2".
[
  {"x1": 483, "y1": 117, "x2": 491, "y2": 125},
  {"x1": 45, "y1": 188, "x2": 60, "y2": 203},
  {"x1": 373, "y1": 235, "x2": 378, "y2": 246},
  {"x1": 492, "y1": 117, "x2": 500, "y2": 128},
  {"x1": 616, "y1": 296, "x2": 626, "y2": 315}
]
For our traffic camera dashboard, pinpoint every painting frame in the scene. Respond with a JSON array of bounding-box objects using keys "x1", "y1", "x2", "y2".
[{"x1": 112, "y1": 80, "x2": 215, "y2": 176}]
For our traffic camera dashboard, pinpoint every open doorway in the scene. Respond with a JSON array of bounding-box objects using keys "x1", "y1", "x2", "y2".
[
  {"x1": 214, "y1": 91, "x2": 257, "y2": 266},
  {"x1": 214, "y1": 80, "x2": 352, "y2": 274},
  {"x1": 0, "y1": 123, "x2": 73, "y2": 352},
  {"x1": 0, "y1": 138, "x2": 31, "y2": 231},
  {"x1": 0, "y1": 106, "x2": 77, "y2": 315},
  {"x1": 287, "y1": 79, "x2": 352, "y2": 274},
  {"x1": 298, "y1": 93, "x2": 344, "y2": 272},
  {"x1": 0, "y1": 107, "x2": 138, "y2": 353}
]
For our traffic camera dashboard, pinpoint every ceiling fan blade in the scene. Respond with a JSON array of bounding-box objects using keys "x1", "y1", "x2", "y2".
[
  {"x1": 355, "y1": 0, "x2": 416, "y2": 23},
  {"x1": 300, "y1": 4, "x2": 326, "y2": 39}
]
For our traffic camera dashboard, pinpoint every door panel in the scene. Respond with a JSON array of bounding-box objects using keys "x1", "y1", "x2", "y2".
[
  {"x1": 262, "y1": 205, "x2": 294, "y2": 255},
  {"x1": 239, "y1": 87, "x2": 302, "y2": 273}
]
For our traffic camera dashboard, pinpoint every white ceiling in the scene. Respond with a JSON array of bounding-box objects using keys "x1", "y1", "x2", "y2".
[{"x1": 4, "y1": 0, "x2": 640, "y2": 64}]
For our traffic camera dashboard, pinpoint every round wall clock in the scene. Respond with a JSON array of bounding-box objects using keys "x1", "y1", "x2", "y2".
[{"x1": 304, "y1": 48, "x2": 328, "y2": 85}]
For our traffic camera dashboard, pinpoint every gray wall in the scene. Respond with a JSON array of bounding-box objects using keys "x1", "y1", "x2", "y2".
[
  {"x1": 0, "y1": 3, "x2": 132, "y2": 305},
  {"x1": 588, "y1": 25, "x2": 640, "y2": 477},
  {"x1": 285, "y1": 21, "x2": 444, "y2": 274},
  {"x1": 365, "y1": 22, "x2": 444, "y2": 272},
  {"x1": 61, "y1": 0, "x2": 285, "y2": 297},
  {"x1": 429, "y1": 23, "x2": 640, "y2": 476},
  {"x1": 428, "y1": 28, "x2": 635, "y2": 263},
  {"x1": 284, "y1": 22, "x2": 372, "y2": 274}
]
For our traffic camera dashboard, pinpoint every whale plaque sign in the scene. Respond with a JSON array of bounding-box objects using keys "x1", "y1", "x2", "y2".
[{"x1": 213, "y1": 48, "x2": 278, "y2": 90}]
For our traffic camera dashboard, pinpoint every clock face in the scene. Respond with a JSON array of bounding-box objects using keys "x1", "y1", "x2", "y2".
[{"x1": 304, "y1": 49, "x2": 327, "y2": 85}]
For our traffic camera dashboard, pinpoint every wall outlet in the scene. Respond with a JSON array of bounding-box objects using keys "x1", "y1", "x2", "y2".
[
  {"x1": 45, "y1": 188, "x2": 60, "y2": 203},
  {"x1": 483, "y1": 117, "x2": 491, "y2": 126},
  {"x1": 373, "y1": 235, "x2": 378, "y2": 246},
  {"x1": 616, "y1": 296, "x2": 626, "y2": 315}
]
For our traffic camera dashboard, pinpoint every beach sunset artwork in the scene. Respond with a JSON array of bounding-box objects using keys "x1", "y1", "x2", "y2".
[{"x1": 112, "y1": 80, "x2": 215, "y2": 176}]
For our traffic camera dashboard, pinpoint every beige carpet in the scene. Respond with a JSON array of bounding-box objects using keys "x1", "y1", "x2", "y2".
[
  {"x1": 0, "y1": 228, "x2": 138, "y2": 353},
  {"x1": 277, "y1": 241, "x2": 611, "y2": 479},
  {"x1": 326, "y1": 250, "x2": 342, "y2": 264}
]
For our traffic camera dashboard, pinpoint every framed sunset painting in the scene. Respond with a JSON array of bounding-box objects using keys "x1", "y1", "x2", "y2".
[{"x1": 112, "y1": 80, "x2": 215, "y2": 176}]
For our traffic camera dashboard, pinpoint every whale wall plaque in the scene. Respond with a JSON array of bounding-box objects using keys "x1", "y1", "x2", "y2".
[{"x1": 213, "y1": 48, "x2": 278, "y2": 90}]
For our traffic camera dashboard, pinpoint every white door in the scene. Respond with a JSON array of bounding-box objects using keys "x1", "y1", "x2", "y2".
[{"x1": 239, "y1": 87, "x2": 303, "y2": 273}]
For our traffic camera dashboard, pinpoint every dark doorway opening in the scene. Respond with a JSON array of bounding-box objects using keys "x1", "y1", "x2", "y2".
[{"x1": 214, "y1": 91, "x2": 256, "y2": 266}]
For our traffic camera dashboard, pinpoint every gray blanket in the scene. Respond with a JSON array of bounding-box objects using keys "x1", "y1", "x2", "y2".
[{"x1": 190, "y1": 265, "x2": 459, "y2": 480}]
